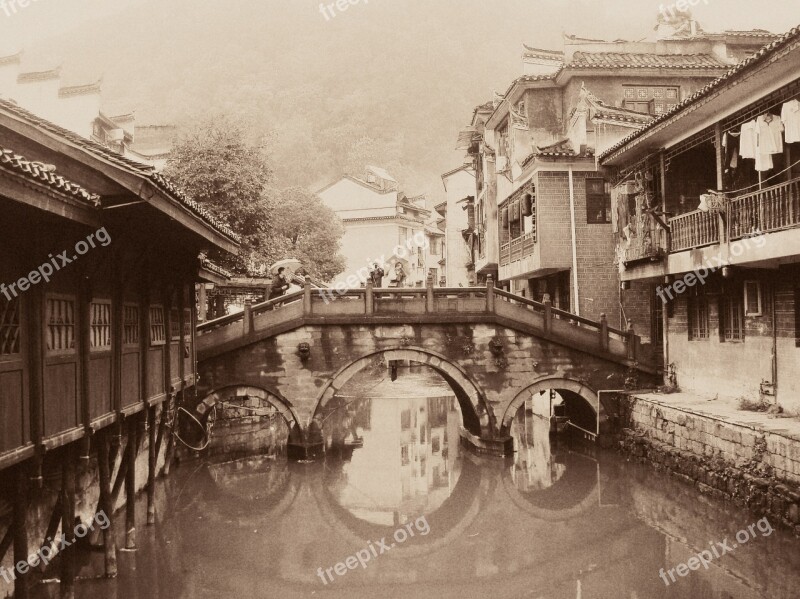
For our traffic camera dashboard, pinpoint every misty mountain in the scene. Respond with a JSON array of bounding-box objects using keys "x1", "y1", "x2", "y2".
[{"x1": 26, "y1": 0, "x2": 780, "y2": 203}]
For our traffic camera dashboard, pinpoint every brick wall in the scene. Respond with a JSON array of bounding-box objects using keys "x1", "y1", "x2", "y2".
[{"x1": 536, "y1": 170, "x2": 620, "y2": 326}]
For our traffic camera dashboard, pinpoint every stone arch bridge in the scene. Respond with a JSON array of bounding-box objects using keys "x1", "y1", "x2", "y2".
[{"x1": 194, "y1": 280, "x2": 658, "y2": 458}]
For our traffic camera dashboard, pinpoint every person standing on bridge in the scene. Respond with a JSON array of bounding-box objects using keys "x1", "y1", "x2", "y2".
[
  {"x1": 370, "y1": 263, "x2": 385, "y2": 287},
  {"x1": 269, "y1": 267, "x2": 290, "y2": 302},
  {"x1": 393, "y1": 262, "x2": 407, "y2": 287}
]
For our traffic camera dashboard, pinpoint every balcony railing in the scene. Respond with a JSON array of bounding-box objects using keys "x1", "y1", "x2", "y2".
[
  {"x1": 500, "y1": 231, "x2": 536, "y2": 266},
  {"x1": 669, "y1": 209, "x2": 719, "y2": 252},
  {"x1": 728, "y1": 178, "x2": 800, "y2": 240}
]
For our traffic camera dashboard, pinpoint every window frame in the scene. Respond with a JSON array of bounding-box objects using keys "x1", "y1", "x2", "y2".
[
  {"x1": 720, "y1": 291, "x2": 745, "y2": 342},
  {"x1": 586, "y1": 178, "x2": 611, "y2": 224},
  {"x1": 123, "y1": 303, "x2": 140, "y2": 347},
  {"x1": 0, "y1": 295, "x2": 21, "y2": 360},
  {"x1": 89, "y1": 299, "x2": 113, "y2": 352},
  {"x1": 743, "y1": 280, "x2": 762, "y2": 316},
  {"x1": 149, "y1": 305, "x2": 166, "y2": 346},
  {"x1": 687, "y1": 295, "x2": 709, "y2": 341},
  {"x1": 45, "y1": 293, "x2": 77, "y2": 356}
]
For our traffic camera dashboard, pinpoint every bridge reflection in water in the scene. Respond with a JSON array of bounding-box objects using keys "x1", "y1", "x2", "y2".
[{"x1": 40, "y1": 367, "x2": 800, "y2": 599}]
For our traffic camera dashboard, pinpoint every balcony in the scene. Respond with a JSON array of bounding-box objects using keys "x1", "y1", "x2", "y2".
[
  {"x1": 669, "y1": 209, "x2": 720, "y2": 252},
  {"x1": 728, "y1": 178, "x2": 800, "y2": 240},
  {"x1": 500, "y1": 231, "x2": 536, "y2": 267}
]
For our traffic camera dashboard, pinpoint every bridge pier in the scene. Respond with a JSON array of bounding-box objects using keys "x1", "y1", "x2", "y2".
[
  {"x1": 459, "y1": 428, "x2": 514, "y2": 458},
  {"x1": 286, "y1": 422, "x2": 325, "y2": 461}
]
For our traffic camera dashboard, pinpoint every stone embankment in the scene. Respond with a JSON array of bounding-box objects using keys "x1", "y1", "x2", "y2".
[{"x1": 616, "y1": 392, "x2": 800, "y2": 535}]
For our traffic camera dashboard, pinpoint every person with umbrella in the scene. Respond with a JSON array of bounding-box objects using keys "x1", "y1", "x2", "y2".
[{"x1": 269, "y1": 267, "x2": 290, "y2": 301}]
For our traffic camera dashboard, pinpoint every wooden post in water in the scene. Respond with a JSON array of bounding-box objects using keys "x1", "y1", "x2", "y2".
[
  {"x1": 60, "y1": 443, "x2": 77, "y2": 599},
  {"x1": 147, "y1": 405, "x2": 157, "y2": 525},
  {"x1": 13, "y1": 464, "x2": 29, "y2": 599},
  {"x1": 125, "y1": 417, "x2": 137, "y2": 550},
  {"x1": 97, "y1": 429, "x2": 118, "y2": 577}
]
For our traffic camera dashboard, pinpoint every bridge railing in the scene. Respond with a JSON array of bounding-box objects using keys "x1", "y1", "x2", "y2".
[{"x1": 197, "y1": 276, "x2": 648, "y2": 366}]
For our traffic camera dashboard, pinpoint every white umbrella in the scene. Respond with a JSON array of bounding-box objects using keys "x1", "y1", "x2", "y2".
[{"x1": 269, "y1": 258, "x2": 301, "y2": 275}]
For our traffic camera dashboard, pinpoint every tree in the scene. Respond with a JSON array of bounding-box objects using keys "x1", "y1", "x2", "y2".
[
  {"x1": 163, "y1": 116, "x2": 282, "y2": 273},
  {"x1": 270, "y1": 187, "x2": 346, "y2": 282}
]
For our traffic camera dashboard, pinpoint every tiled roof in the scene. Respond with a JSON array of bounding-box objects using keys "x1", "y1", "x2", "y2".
[
  {"x1": 523, "y1": 140, "x2": 595, "y2": 164},
  {"x1": 600, "y1": 24, "x2": 800, "y2": 162},
  {"x1": 522, "y1": 45, "x2": 564, "y2": 60},
  {"x1": 0, "y1": 147, "x2": 100, "y2": 205},
  {"x1": 581, "y1": 88, "x2": 654, "y2": 125},
  {"x1": 17, "y1": 67, "x2": 61, "y2": 83},
  {"x1": 718, "y1": 29, "x2": 780, "y2": 38},
  {"x1": 567, "y1": 52, "x2": 729, "y2": 69},
  {"x1": 0, "y1": 97, "x2": 240, "y2": 243},
  {"x1": 501, "y1": 72, "x2": 561, "y2": 96},
  {"x1": 58, "y1": 80, "x2": 102, "y2": 98},
  {"x1": 200, "y1": 258, "x2": 233, "y2": 279}
]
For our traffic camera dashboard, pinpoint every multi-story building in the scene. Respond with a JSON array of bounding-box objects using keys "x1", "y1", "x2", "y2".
[
  {"x1": 600, "y1": 25, "x2": 800, "y2": 412},
  {"x1": 318, "y1": 166, "x2": 436, "y2": 287},
  {"x1": 458, "y1": 13, "x2": 780, "y2": 330},
  {"x1": 0, "y1": 50, "x2": 173, "y2": 169},
  {"x1": 437, "y1": 165, "x2": 476, "y2": 287}
]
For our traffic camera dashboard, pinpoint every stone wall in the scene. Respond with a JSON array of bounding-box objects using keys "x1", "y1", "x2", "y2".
[{"x1": 619, "y1": 394, "x2": 800, "y2": 535}]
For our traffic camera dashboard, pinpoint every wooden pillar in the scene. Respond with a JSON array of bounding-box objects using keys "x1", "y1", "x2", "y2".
[
  {"x1": 60, "y1": 444, "x2": 77, "y2": 599},
  {"x1": 12, "y1": 464, "x2": 29, "y2": 599},
  {"x1": 197, "y1": 283, "x2": 207, "y2": 323},
  {"x1": 146, "y1": 405, "x2": 157, "y2": 526},
  {"x1": 97, "y1": 429, "x2": 118, "y2": 576},
  {"x1": 79, "y1": 275, "x2": 93, "y2": 461},
  {"x1": 27, "y1": 286, "x2": 44, "y2": 488},
  {"x1": 714, "y1": 122, "x2": 724, "y2": 191},
  {"x1": 125, "y1": 417, "x2": 137, "y2": 550},
  {"x1": 426, "y1": 275, "x2": 435, "y2": 312}
]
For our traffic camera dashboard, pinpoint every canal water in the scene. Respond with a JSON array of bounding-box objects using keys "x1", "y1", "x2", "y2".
[{"x1": 32, "y1": 366, "x2": 800, "y2": 599}]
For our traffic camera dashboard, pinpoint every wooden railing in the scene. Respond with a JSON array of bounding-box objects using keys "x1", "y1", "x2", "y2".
[
  {"x1": 728, "y1": 178, "x2": 800, "y2": 240},
  {"x1": 663, "y1": 177, "x2": 800, "y2": 253},
  {"x1": 197, "y1": 278, "x2": 654, "y2": 370},
  {"x1": 669, "y1": 209, "x2": 719, "y2": 252},
  {"x1": 499, "y1": 231, "x2": 536, "y2": 266}
]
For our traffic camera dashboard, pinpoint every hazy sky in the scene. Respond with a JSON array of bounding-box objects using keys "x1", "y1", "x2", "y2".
[{"x1": 2, "y1": 0, "x2": 799, "y2": 49}]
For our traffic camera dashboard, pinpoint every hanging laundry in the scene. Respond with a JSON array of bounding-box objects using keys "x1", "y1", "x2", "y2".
[
  {"x1": 781, "y1": 99, "x2": 800, "y2": 143},
  {"x1": 755, "y1": 114, "x2": 783, "y2": 155},
  {"x1": 739, "y1": 120, "x2": 757, "y2": 159},
  {"x1": 755, "y1": 149, "x2": 773, "y2": 172}
]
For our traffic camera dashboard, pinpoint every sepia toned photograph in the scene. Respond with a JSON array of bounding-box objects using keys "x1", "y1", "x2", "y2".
[{"x1": 1, "y1": 1, "x2": 800, "y2": 597}]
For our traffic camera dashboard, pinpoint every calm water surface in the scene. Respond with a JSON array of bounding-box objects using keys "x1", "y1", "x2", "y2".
[{"x1": 34, "y1": 367, "x2": 800, "y2": 599}]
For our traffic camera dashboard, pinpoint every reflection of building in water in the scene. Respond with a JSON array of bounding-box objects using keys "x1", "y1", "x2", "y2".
[
  {"x1": 510, "y1": 406, "x2": 566, "y2": 492},
  {"x1": 329, "y1": 394, "x2": 462, "y2": 526}
]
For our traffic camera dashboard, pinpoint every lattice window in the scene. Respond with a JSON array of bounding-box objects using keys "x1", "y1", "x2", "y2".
[
  {"x1": 720, "y1": 292, "x2": 744, "y2": 342},
  {"x1": 0, "y1": 296, "x2": 20, "y2": 356},
  {"x1": 170, "y1": 307, "x2": 181, "y2": 340},
  {"x1": 123, "y1": 305, "x2": 139, "y2": 345},
  {"x1": 46, "y1": 297, "x2": 76, "y2": 352},
  {"x1": 586, "y1": 178, "x2": 611, "y2": 224},
  {"x1": 90, "y1": 301, "x2": 112, "y2": 349},
  {"x1": 183, "y1": 308, "x2": 192, "y2": 338},
  {"x1": 150, "y1": 306, "x2": 165, "y2": 346},
  {"x1": 688, "y1": 296, "x2": 709, "y2": 340}
]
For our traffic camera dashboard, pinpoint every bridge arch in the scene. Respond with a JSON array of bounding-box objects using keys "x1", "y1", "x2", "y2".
[
  {"x1": 197, "y1": 384, "x2": 302, "y2": 430},
  {"x1": 499, "y1": 377, "x2": 599, "y2": 436},
  {"x1": 311, "y1": 346, "x2": 488, "y2": 435}
]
